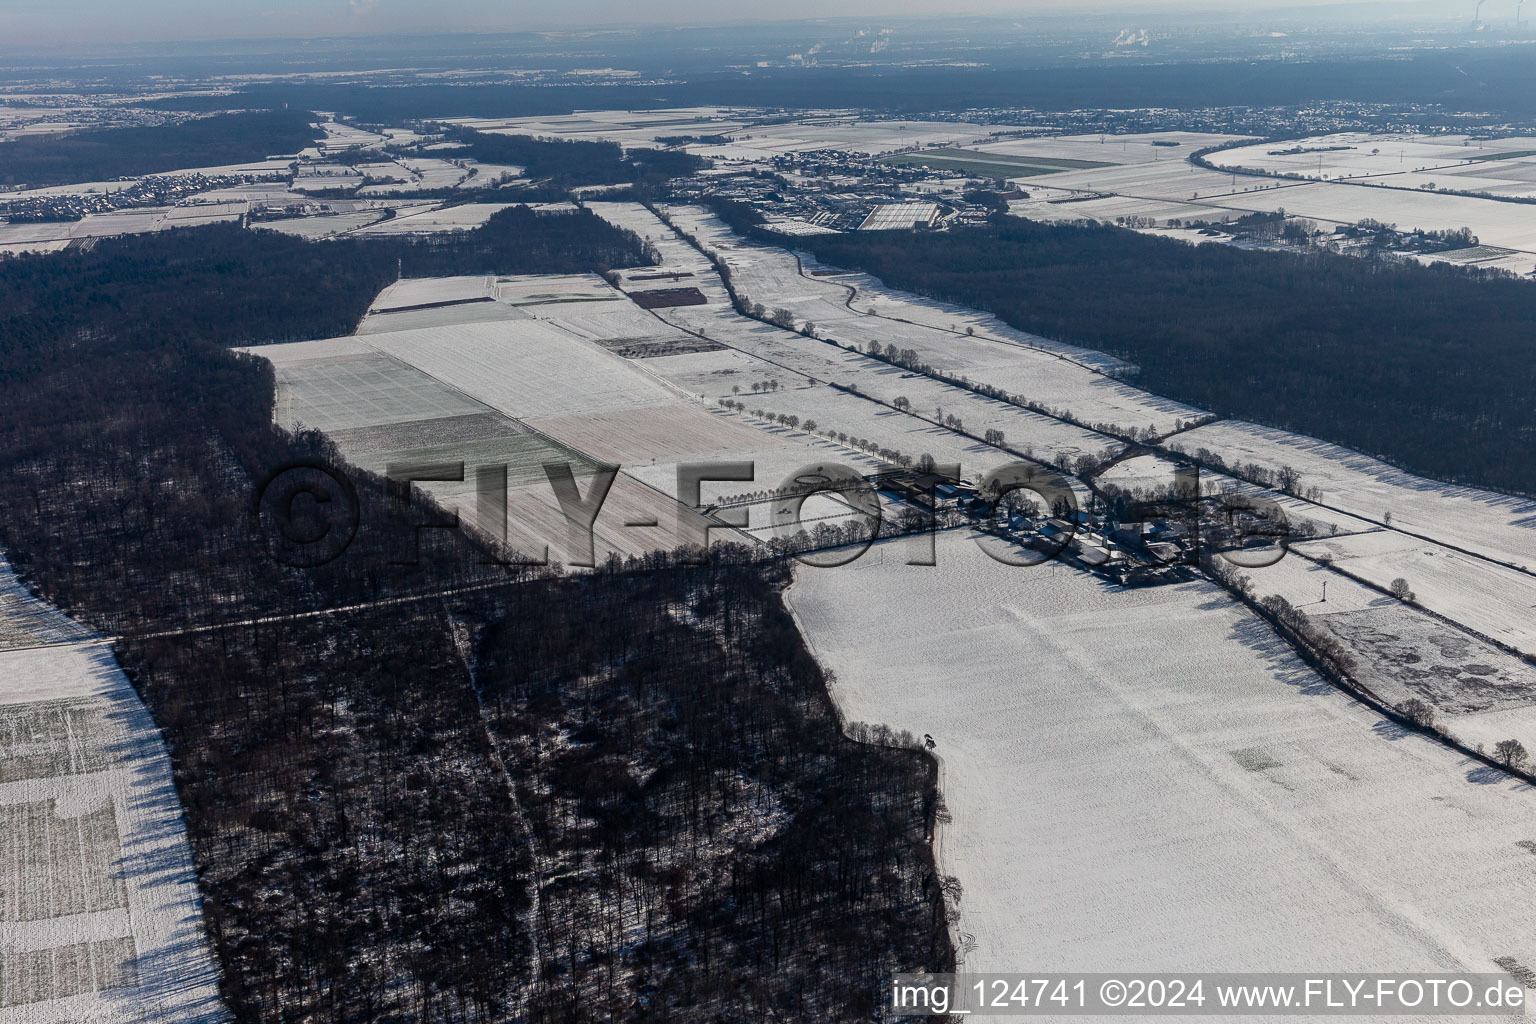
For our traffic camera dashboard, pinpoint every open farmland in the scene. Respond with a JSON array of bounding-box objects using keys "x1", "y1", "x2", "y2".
[
  {"x1": 348, "y1": 202, "x2": 524, "y2": 235},
  {"x1": 356, "y1": 156, "x2": 469, "y2": 193},
  {"x1": 796, "y1": 258, "x2": 1132, "y2": 374},
  {"x1": 308, "y1": 119, "x2": 387, "y2": 154},
  {"x1": 625, "y1": 439, "x2": 887, "y2": 531},
  {"x1": 589, "y1": 207, "x2": 1122, "y2": 469},
  {"x1": 710, "y1": 341, "x2": 1123, "y2": 471},
  {"x1": 1240, "y1": 552, "x2": 1536, "y2": 710},
  {"x1": 663, "y1": 203, "x2": 1207, "y2": 435},
  {"x1": 1292, "y1": 530, "x2": 1536, "y2": 659},
  {"x1": 1206, "y1": 132, "x2": 1536, "y2": 199},
  {"x1": 0, "y1": 203, "x2": 248, "y2": 253},
  {"x1": 1012, "y1": 145, "x2": 1536, "y2": 256},
  {"x1": 249, "y1": 247, "x2": 1122, "y2": 567},
  {"x1": 250, "y1": 330, "x2": 719, "y2": 560},
  {"x1": 0, "y1": 564, "x2": 224, "y2": 1023},
  {"x1": 461, "y1": 110, "x2": 1023, "y2": 163},
  {"x1": 370, "y1": 275, "x2": 497, "y2": 308},
  {"x1": 695, "y1": 117, "x2": 1015, "y2": 160},
  {"x1": 358, "y1": 272, "x2": 667, "y2": 336},
  {"x1": 1168, "y1": 420, "x2": 1536, "y2": 570},
  {"x1": 975, "y1": 131, "x2": 1251, "y2": 168},
  {"x1": 492, "y1": 272, "x2": 628, "y2": 306},
  {"x1": 262, "y1": 203, "x2": 571, "y2": 242},
  {"x1": 524, "y1": 403, "x2": 790, "y2": 466},
  {"x1": 985, "y1": 130, "x2": 1536, "y2": 258},
  {"x1": 256, "y1": 209, "x2": 391, "y2": 241},
  {"x1": 1012, "y1": 191, "x2": 1241, "y2": 230},
  {"x1": 521, "y1": 301, "x2": 671, "y2": 343},
  {"x1": 669, "y1": 199, "x2": 1130, "y2": 363},
  {"x1": 442, "y1": 107, "x2": 758, "y2": 151},
  {"x1": 878, "y1": 148, "x2": 1111, "y2": 177},
  {"x1": 358, "y1": 300, "x2": 529, "y2": 333},
  {"x1": 1011, "y1": 157, "x2": 1276, "y2": 203},
  {"x1": 358, "y1": 319, "x2": 685, "y2": 419},
  {"x1": 788, "y1": 532, "x2": 1536, "y2": 1002},
  {"x1": 272, "y1": 349, "x2": 490, "y2": 431},
  {"x1": 637, "y1": 346, "x2": 808, "y2": 398},
  {"x1": 582, "y1": 203, "x2": 1136, "y2": 478},
  {"x1": 1238, "y1": 552, "x2": 1536, "y2": 763},
  {"x1": 1196, "y1": 180, "x2": 1536, "y2": 256},
  {"x1": 730, "y1": 385, "x2": 1047, "y2": 481},
  {"x1": 249, "y1": 270, "x2": 935, "y2": 561}
]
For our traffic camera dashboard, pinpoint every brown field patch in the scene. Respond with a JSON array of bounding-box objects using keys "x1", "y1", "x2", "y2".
[{"x1": 631, "y1": 287, "x2": 708, "y2": 309}]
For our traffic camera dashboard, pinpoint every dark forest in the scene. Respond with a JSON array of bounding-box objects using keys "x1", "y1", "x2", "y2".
[
  {"x1": 0, "y1": 215, "x2": 952, "y2": 1021},
  {"x1": 0, "y1": 109, "x2": 322, "y2": 188}
]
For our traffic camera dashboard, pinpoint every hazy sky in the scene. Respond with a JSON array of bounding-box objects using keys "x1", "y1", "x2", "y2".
[{"x1": 0, "y1": 0, "x2": 1463, "y2": 48}]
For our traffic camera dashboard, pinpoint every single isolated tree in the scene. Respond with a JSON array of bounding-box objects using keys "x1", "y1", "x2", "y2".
[
  {"x1": 1276, "y1": 465, "x2": 1301, "y2": 495},
  {"x1": 1399, "y1": 698, "x2": 1435, "y2": 730},
  {"x1": 1389, "y1": 577, "x2": 1414, "y2": 602},
  {"x1": 1493, "y1": 738, "x2": 1529, "y2": 772}
]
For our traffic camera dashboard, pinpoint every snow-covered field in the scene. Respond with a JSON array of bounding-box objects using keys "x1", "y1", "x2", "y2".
[
  {"x1": 256, "y1": 209, "x2": 388, "y2": 240},
  {"x1": 659, "y1": 203, "x2": 1207, "y2": 435},
  {"x1": 574, "y1": 203, "x2": 1137, "y2": 489},
  {"x1": 1010, "y1": 156, "x2": 1268, "y2": 203},
  {"x1": 442, "y1": 107, "x2": 758, "y2": 153},
  {"x1": 0, "y1": 203, "x2": 247, "y2": 251},
  {"x1": 348, "y1": 202, "x2": 520, "y2": 234},
  {"x1": 0, "y1": 563, "x2": 224, "y2": 1023},
  {"x1": 453, "y1": 109, "x2": 1018, "y2": 163},
  {"x1": 272, "y1": 351, "x2": 492, "y2": 432},
  {"x1": 1012, "y1": 191, "x2": 1242, "y2": 230},
  {"x1": 788, "y1": 532, "x2": 1536, "y2": 1006},
  {"x1": 357, "y1": 320, "x2": 685, "y2": 419},
  {"x1": 356, "y1": 156, "x2": 468, "y2": 194},
  {"x1": 524, "y1": 403, "x2": 791, "y2": 467},
  {"x1": 1292, "y1": 530, "x2": 1536, "y2": 658},
  {"x1": 1169, "y1": 420, "x2": 1536, "y2": 571},
  {"x1": 986, "y1": 130, "x2": 1536, "y2": 256},
  {"x1": 975, "y1": 131, "x2": 1251, "y2": 169},
  {"x1": 1197, "y1": 180, "x2": 1536, "y2": 255},
  {"x1": 310, "y1": 119, "x2": 386, "y2": 154},
  {"x1": 625, "y1": 438, "x2": 887, "y2": 531},
  {"x1": 1207, "y1": 133, "x2": 1536, "y2": 198},
  {"x1": 247, "y1": 271, "x2": 917, "y2": 561},
  {"x1": 1240, "y1": 551, "x2": 1536, "y2": 715}
]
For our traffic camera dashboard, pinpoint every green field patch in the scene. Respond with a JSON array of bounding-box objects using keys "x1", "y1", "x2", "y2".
[
  {"x1": 1466, "y1": 148, "x2": 1536, "y2": 163},
  {"x1": 878, "y1": 149, "x2": 1114, "y2": 177},
  {"x1": 279, "y1": 354, "x2": 488, "y2": 432},
  {"x1": 1436, "y1": 245, "x2": 1517, "y2": 263},
  {"x1": 508, "y1": 295, "x2": 626, "y2": 306},
  {"x1": 361, "y1": 431, "x2": 598, "y2": 488}
]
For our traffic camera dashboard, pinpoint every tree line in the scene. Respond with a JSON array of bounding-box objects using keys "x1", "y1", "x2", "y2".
[{"x1": 787, "y1": 217, "x2": 1536, "y2": 496}]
